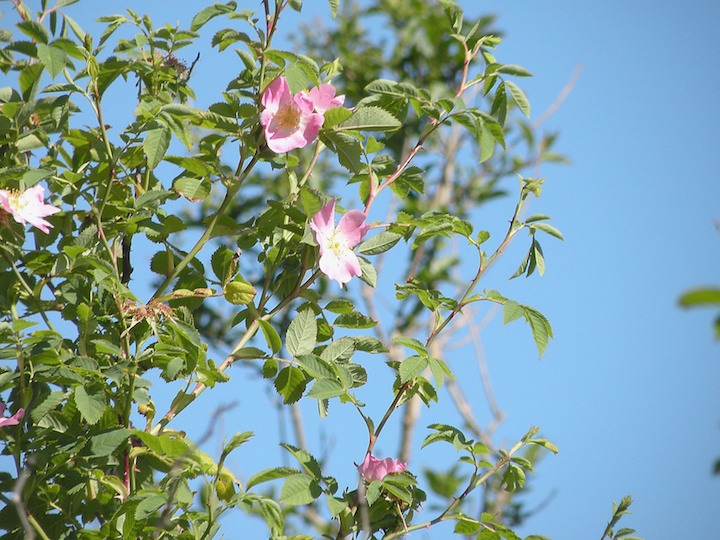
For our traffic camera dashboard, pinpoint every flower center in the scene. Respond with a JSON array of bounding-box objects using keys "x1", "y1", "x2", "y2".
[
  {"x1": 5, "y1": 190, "x2": 24, "y2": 213},
  {"x1": 326, "y1": 231, "x2": 349, "y2": 256},
  {"x1": 275, "y1": 102, "x2": 301, "y2": 130}
]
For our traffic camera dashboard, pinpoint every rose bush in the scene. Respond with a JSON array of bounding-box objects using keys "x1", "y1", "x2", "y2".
[{"x1": 0, "y1": 0, "x2": 641, "y2": 539}]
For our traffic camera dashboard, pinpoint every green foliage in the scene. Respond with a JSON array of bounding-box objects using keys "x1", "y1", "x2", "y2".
[{"x1": 0, "y1": 1, "x2": 637, "y2": 539}]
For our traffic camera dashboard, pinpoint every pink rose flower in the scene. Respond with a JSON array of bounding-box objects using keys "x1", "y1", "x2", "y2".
[
  {"x1": 358, "y1": 452, "x2": 407, "y2": 482},
  {"x1": 0, "y1": 185, "x2": 60, "y2": 233},
  {"x1": 260, "y1": 76, "x2": 324, "y2": 153},
  {"x1": 307, "y1": 84, "x2": 345, "y2": 114},
  {"x1": 310, "y1": 199, "x2": 369, "y2": 286},
  {"x1": 0, "y1": 402, "x2": 24, "y2": 428}
]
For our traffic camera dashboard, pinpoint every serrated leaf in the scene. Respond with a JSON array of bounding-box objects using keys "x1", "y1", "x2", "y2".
[
  {"x1": 337, "y1": 106, "x2": 401, "y2": 132},
  {"x1": 496, "y1": 64, "x2": 533, "y2": 77},
  {"x1": 319, "y1": 337, "x2": 355, "y2": 362},
  {"x1": 286, "y1": 309, "x2": 317, "y2": 358},
  {"x1": 285, "y1": 61, "x2": 311, "y2": 93},
  {"x1": 428, "y1": 356, "x2": 452, "y2": 388},
  {"x1": 172, "y1": 177, "x2": 210, "y2": 202},
  {"x1": 247, "y1": 466, "x2": 302, "y2": 491},
  {"x1": 224, "y1": 279, "x2": 256, "y2": 305},
  {"x1": 393, "y1": 336, "x2": 427, "y2": 355},
  {"x1": 525, "y1": 306, "x2": 553, "y2": 356},
  {"x1": 89, "y1": 428, "x2": 130, "y2": 457},
  {"x1": 325, "y1": 298, "x2": 354, "y2": 314},
  {"x1": 37, "y1": 43, "x2": 67, "y2": 78},
  {"x1": 503, "y1": 300, "x2": 524, "y2": 324},
  {"x1": 334, "y1": 312, "x2": 376, "y2": 329},
  {"x1": 17, "y1": 20, "x2": 49, "y2": 44},
  {"x1": 321, "y1": 132, "x2": 362, "y2": 173},
  {"x1": 358, "y1": 256, "x2": 377, "y2": 287},
  {"x1": 296, "y1": 354, "x2": 335, "y2": 379},
  {"x1": 307, "y1": 379, "x2": 345, "y2": 400},
  {"x1": 74, "y1": 385, "x2": 106, "y2": 425},
  {"x1": 358, "y1": 231, "x2": 402, "y2": 255},
  {"x1": 454, "y1": 516, "x2": 481, "y2": 534},
  {"x1": 505, "y1": 80, "x2": 530, "y2": 118},
  {"x1": 134, "y1": 493, "x2": 166, "y2": 520},
  {"x1": 399, "y1": 355, "x2": 428, "y2": 383},
  {"x1": 219, "y1": 432, "x2": 253, "y2": 470},
  {"x1": 143, "y1": 125, "x2": 171, "y2": 169},
  {"x1": 274, "y1": 366, "x2": 307, "y2": 404},
  {"x1": 280, "y1": 474, "x2": 321, "y2": 506},
  {"x1": 531, "y1": 222, "x2": 563, "y2": 241},
  {"x1": 191, "y1": 1, "x2": 237, "y2": 31},
  {"x1": 211, "y1": 246, "x2": 236, "y2": 283}
]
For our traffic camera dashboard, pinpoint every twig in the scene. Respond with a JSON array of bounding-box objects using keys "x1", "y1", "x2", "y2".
[
  {"x1": 532, "y1": 64, "x2": 583, "y2": 130},
  {"x1": 11, "y1": 464, "x2": 35, "y2": 540}
]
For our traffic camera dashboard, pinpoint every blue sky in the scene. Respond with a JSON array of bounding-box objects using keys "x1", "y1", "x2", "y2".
[{"x1": 4, "y1": 0, "x2": 720, "y2": 538}]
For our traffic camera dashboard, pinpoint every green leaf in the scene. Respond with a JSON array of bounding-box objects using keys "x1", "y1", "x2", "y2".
[
  {"x1": 143, "y1": 125, "x2": 171, "y2": 169},
  {"x1": 296, "y1": 354, "x2": 335, "y2": 379},
  {"x1": 399, "y1": 355, "x2": 428, "y2": 383},
  {"x1": 320, "y1": 337, "x2": 355, "y2": 362},
  {"x1": 393, "y1": 336, "x2": 427, "y2": 356},
  {"x1": 679, "y1": 288, "x2": 720, "y2": 307},
  {"x1": 327, "y1": 0, "x2": 339, "y2": 18},
  {"x1": 503, "y1": 300, "x2": 524, "y2": 324},
  {"x1": 325, "y1": 298, "x2": 354, "y2": 314},
  {"x1": 246, "y1": 466, "x2": 302, "y2": 490},
  {"x1": 134, "y1": 493, "x2": 167, "y2": 520},
  {"x1": 428, "y1": 356, "x2": 452, "y2": 388},
  {"x1": 337, "y1": 106, "x2": 401, "y2": 132},
  {"x1": 37, "y1": 43, "x2": 67, "y2": 78},
  {"x1": 281, "y1": 443, "x2": 323, "y2": 479},
  {"x1": 259, "y1": 320, "x2": 282, "y2": 353},
  {"x1": 496, "y1": 64, "x2": 533, "y2": 77},
  {"x1": 531, "y1": 221, "x2": 564, "y2": 240},
  {"x1": 307, "y1": 379, "x2": 345, "y2": 400},
  {"x1": 478, "y1": 123, "x2": 495, "y2": 163},
  {"x1": 334, "y1": 312, "x2": 376, "y2": 329},
  {"x1": 286, "y1": 309, "x2": 317, "y2": 358},
  {"x1": 191, "y1": 1, "x2": 237, "y2": 31},
  {"x1": 289, "y1": 0, "x2": 302, "y2": 11},
  {"x1": 358, "y1": 256, "x2": 377, "y2": 287},
  {"x1": 505, "y1": 80, "x2": 530, "y2": 118},
  {"x1": 358, "y1": 231, "x2": 402, "y2": 255},
  {"x1": 524, "y1": 306, "x2": 553, "y2": 356},
  {"x1": 220, "y1": 431, "x2": 254, "y2": 463},
  {"x1": 74, "y1": 385, "x2": 106, "y2": 425},
  {"x1": 211, "y1": 246, "x2": 236, "y2": 283},
  {"x1": 274, "y1": 366, "x2": 307, "y2": 404},
  {"x1": 224, "y1": 279, "x2": 256, "y2": 305},
  {"x1": 321, "y1": 132, "x2": 362, "y2": 173},
  {"x1": 491, "y1": 82, "x2": 508, "y2": 125},
  {"x1": 285, "y1": 61, "x2": 311, "y2": 93},
  {"x1": 280, "y1": 474, "x2": 321, "y2": 506},
  {"x1": 173, "y1": 177, "x2": 211, "y2": 202},
  {"x1": 454, "y1": 516, "x2": 481, "y2": 535},
  {"x1": 17, "y1": 20, "x2": 49, "y2": 44},
  {"x1": 89, "y1": 428, "x2": 131, "y2": 457}
]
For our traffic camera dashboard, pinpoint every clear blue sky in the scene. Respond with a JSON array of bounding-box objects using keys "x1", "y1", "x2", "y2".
[{"x1": 6, "y1": 1, "x2": 720, "y2": 538}]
